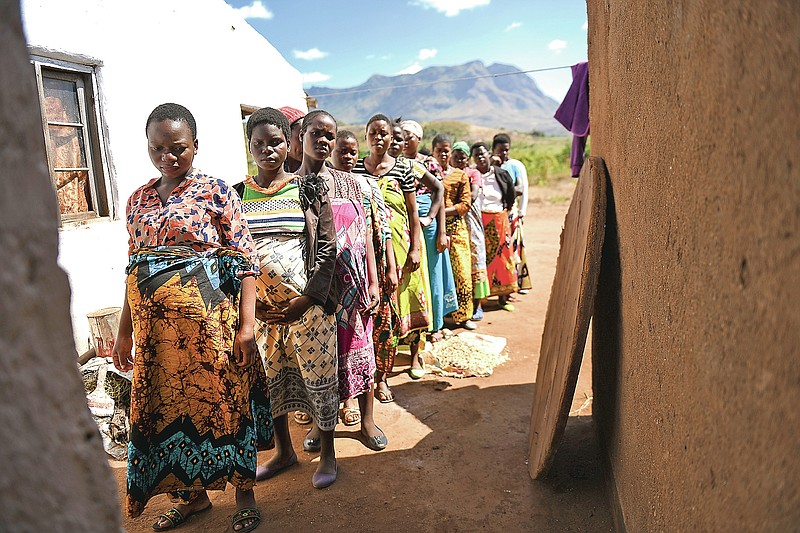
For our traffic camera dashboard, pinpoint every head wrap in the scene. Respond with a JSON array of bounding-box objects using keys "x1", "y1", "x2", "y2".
[
  {"x1": 400, "y1": 120, "x2": 423, "y2": 139},
  {"x1": 278, "y1": 106, "x2": 306, "y2": 126},
  {"x1": 452, "y1": 141, "x2": 470, "y2": 155}
]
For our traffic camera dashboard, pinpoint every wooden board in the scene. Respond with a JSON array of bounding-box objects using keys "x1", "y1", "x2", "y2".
[{"x1": 528, "y1": 156, "x2": 607, "y2": 479}]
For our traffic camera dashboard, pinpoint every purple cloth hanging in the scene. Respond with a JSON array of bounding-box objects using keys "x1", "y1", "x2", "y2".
[{"x1": 554, "y1": 61, "x2": 589, "y2": 177}]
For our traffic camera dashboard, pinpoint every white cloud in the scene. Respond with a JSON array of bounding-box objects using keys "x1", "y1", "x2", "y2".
[
  {"x1": 231, "y1": 0, "x2": 273, "y2": 20},
  {"x1": 548, "y1": 39, "x2": 567, "y2": 53},
  {"x1": 302, "y1": 72, "x2": 331, "y2": 84},
  {"x1": 418, "y1": 48, "x2": 438, "y2": 60},
  {"x1": 505, "y1": 21, "x2": 523, "y2": 32},
  {"x1": 293, "y1": 48, "x2": 328, "y2": 61},
  {"x1": 412, "y1": 0, "x2": 490, "y2": 17},
  {"x1": 396, "y1": 63, "x2": 423, "y2": 75},
  {"x1": 367, "y1": 54, "x2": 393, "y2": 60},
  {"x1": 582, "y1": 21, "x2": 588, "y2": 31}
]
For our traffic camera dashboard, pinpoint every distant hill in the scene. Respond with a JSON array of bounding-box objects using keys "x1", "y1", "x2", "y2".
[{"x1": 308, "y1": 60, "x2": 564, "y2": 134}]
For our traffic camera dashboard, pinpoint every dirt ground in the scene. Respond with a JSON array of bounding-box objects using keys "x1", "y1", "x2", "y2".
[{"x1": 113, "y1": 194, "x2": 613, "y2": 532}]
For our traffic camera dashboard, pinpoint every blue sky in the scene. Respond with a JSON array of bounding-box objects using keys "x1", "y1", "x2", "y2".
[{"x1": 224, "y1": 0, "x2": 588, "y2": 101}]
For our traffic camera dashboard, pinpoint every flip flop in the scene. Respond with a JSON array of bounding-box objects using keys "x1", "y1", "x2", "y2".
[
  {"x1": 151, "y1": 503, "x2": 212, "y2": 531},
  {"x1": 339, "y1": 407, "x2": 361, "y2": 426},
  {"x1": 230, "y1": 507, "x2": 261, "y2": 533},
  {"x1": 374, "y1": 385, "x2": 394, "y2": 403}
]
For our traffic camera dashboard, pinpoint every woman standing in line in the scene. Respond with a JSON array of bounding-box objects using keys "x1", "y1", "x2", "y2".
[
  {"x1": 432, "y1": 134, "x2": 476, "y2": 330},
  {"x1": 450, "y1": 141, "x2": 490, "y2": 321},
  {"x1": 278, "y1": 106, "x2": 306, "y2": 173},
  {"x1": 352, "y1": 114, "x2": 426, "y2": 403},
  {"x1": 240, "y1": 108, "x2": 339, "y2": 489},
  {"x1": 332, "y1": 129, "x2": 392, "y2": 417},
  {"x1": 471, "y1": 142, "x2": 519, "y2": 311},
  {"x1": 296, "y1": 111, "x2": 388, "y2": 452},
  {"x1": 492, "y1": 133, "x2": 531, "y2": 293},
  {"x1": 112, "y1": 103, "x2": 262, "y2": 532},
  {"x1": 399, "y1": 119, "x2": 458, "y2": 346},
  {"x1": 388, "y1": 120, "x2": 452, "y2": 376}
]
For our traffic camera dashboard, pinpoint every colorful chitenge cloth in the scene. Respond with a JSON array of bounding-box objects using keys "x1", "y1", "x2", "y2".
[
  {"x1": 511, "y1": 214, "x2": 532, "y2": 291},
  {"x1": 482, "y1": 211, "x2": 518, "y2": 296},
  {"x1": 242, "y1": 176, "x2": 339, "y2": 431},
  {"x1": 378, "y1": 174, "x2": 429, "y2": 370},
  {"x1": 329, "y1": 170, "x2": 376, "y2": 400},
  {"x1": 465, "y1": 201, "x2": 490, "y2": 300},
  {"x1": 125, "y1": 245, "x2": 270, "y2": 517}
]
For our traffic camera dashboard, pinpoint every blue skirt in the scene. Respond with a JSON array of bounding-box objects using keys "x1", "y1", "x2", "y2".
[{"x1": 417, "y1": 193, "x2": 458, "y2": 331}]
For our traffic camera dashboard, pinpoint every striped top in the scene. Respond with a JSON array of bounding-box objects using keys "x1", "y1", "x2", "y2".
[
  {"x1": 240, "y1": 175, "x2": 304, "y2": 236},
  {"x1": 352, "y1": 156, "x2": 416, "y2": 193}
]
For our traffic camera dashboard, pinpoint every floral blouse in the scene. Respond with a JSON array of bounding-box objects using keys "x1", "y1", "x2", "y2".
[
  {"x1": 442, "y1": 166, "x2": 472, "y2": 217},
  {"x1": 125, "y1": 168, "x2": 258, "y2": 273}
]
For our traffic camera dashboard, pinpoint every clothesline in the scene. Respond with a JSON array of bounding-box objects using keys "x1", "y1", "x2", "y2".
[{"x1": 306, "y1": 64, "x2": 576, "y2": 98}]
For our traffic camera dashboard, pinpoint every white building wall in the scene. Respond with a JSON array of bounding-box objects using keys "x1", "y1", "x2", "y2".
[{"x1": 22, "y1": 0, "x2": 307, "y2": 352}]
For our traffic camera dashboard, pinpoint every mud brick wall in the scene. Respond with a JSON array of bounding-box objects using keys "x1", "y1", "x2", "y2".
[
  {"x1": 0, "y1": 2, "x2": 121, "y2": 530},
  {"x1": 586, "y1": 0, "x2": 799, "y2": 530}
]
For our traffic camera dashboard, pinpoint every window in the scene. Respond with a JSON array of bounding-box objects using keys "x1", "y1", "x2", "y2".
[{"x1": 32, "y1": 57, "x2": 110, "y2": 222}]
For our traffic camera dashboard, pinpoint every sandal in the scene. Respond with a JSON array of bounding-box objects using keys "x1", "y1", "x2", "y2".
[
  {"x1": 374, "y1": 383, "x2": 394, "y2": 403},
  {"x1": 230, "y1": 507, "x2": 261, "y2": 533},
  {"x1": 293, "y1": 410, "x2": 312, "y2": 425},
  {"x1": 340, "y1": 406, "x2": 361, "y2": 426},
  {"x1": 152, "y1": 503, "x2": 212, "y2": 531}
]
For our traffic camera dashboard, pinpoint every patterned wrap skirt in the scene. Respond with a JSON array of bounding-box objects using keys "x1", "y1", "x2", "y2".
[
  {"x1": 331, "y1": 197, "x2": 376, "y2": 400},
  {"x1": 510, "y1": 210, "x2": 532, "y2": 290},
  {"x1": 465, "y1": 201, "x2": 490, "y2": 300},
  {"x1": 445, "y1": 215, "x2": 474, "y2": 323},
  {"x1": 482, "y1": 211, "x2": 518, "y2": 296},
  {"x1": 253, "y1": 235, "x2": 339, "y2": 431},
  {"x1": 374, "y1": 177, "x2": 429, "y2": 371},
  {"x1": 125, "y1": 246, "x2": 265, "y2": 518}
]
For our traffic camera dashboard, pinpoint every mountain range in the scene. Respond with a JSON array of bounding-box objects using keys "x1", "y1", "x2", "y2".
[{"x1": 307, "y1": 60, "x2": 564, "y2": 134}]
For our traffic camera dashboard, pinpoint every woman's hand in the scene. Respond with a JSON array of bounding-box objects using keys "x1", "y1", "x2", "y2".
[
  {"x1": 255, "y1": 300, "x2": 275, "y2": 322},
  {"x1": 111, "y1": 334, "x2": 134, "y2": 372},
  {"x1": 366, "y1": 282, "x2": 380, "y2": 315},
  {"x1": 437, "y1": 231, "x2": 450, "y2": 253},
  {"x1": 387, "y1": 267, "x2": 399, "y2": 294},
  {"x1": 419, "y1": 215, "x2": 433, "y2": 228},
  {"x1": 404, "y1": 248, "x2": 421, "y2": 273},
  {"x1": 232, "y1": 325, "x2": 258, "y2": 368},
  {"x1": 282, "y1": 295, "x2": 314, "y2": 323}
]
